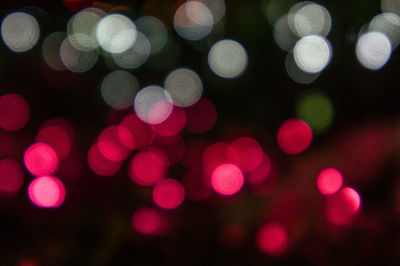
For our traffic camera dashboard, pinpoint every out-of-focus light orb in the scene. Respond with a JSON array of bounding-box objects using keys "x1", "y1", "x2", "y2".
[
  {"x1": 369, "y1": 13, "x2": 400, "y2": 49},
  {"x1": 24, "y1": 143, "x2": 58, "y2": 176},
  {"x1": 101, "y1": 70, "x2": 139, "y2": 110},
  {"x1": 67, "y1": 7, "x2": 106, "y2": 51},
  {"x1": 317, "y1": 168, "x2": 343, "y2": 195},
  {"x1": 129, "y1": 147, "x2": 168, "y2": 186},
  {"x1": 1, "y1": 12, "x2": 40, "y2": 52},
  {"x1": 112, "y1": 32, "x2": 151, "y2": 69},
  {"x1": 36, "y1": 125, "x2": 72, "y2": 161},
  {"x1": 152, "y1": 106, "x2": 186, "y2": 137},
  {"x1": 256, "y1": 223, "x2": 289, "y2": 256},
  {"x1": 202, "y1": 142, "x2": 229, "y2": 176},
  {"x1": 293, "y1": 35, "x2": 332, "y2": 73},
  {"x1": 0, "y1": 93, "x2": 30, "y2": 132},
  {"x1": 87, "y1": 143, "x2": 121, "y2": 176},
  {"x1": 382, "y1": 0, "x2": 400, "y2": 16},
  {"x1": 134, "y1": 85, "x2": 173, "y2": 125},
  {"x1": 152, "y1": 178, "x2": 185, "y2": 209},
  {"x1": 42, "y1": 32, "x2": 67, "y2": 71},
  {"x1": 185, "y1": 98, "x2": 217, "y2": 134},
  {"x1": 227, "y1": 137, "x2": 264, "y2": 173},
  {"x1": 97, "y1": 125, "x2": 132, "y2": 162},
  {"x1": 132, "y1": 207, "x2": 164, "y2": 235},
  {"x1": 285, "y1": 52, "x2": 320, "y2": 84},
  {"x1": 277, "y1": 118, "x2": 312, "y2": 154},
  {"x1": 28, "y1": 176, "x2": 65, "y2": 208},
  {"x1": 174, "y1": 1, "x2": 214, "y2": 41},
  {"x1": 326, "y1": 187, "x2": 361, "y2": 225},
  {"x1": 246, "y1": 153, "x2": 272, "y2": 185},
  {"x1": 356, "y1": 31, "x2": 392, "y2": 70},
  {"x1": 135, "y1": 16, "x2": 168, "y2": 55},
  {"x1": 296, "y1": 90, "x2": 334, "y2": 133},
  {"x1": 119, "y1": 114, "x2": 155, "y2": 150},
  {"x1": 96, "y1": 14, "x2": 137, "y2": 54},
  {"x1": 60, "y1": 37, "x2": 99, "y2": 73},
  {"x1": 273, "y1": 15, "x2": 299, "y2": 51},
  {"x1": 211, "y1": 163, "x2": 244, "y2": 196},
  {"x1": 164, "y1": 68, "x2": 203, "y2": 107},
  {"x1": 0, "y1": 158, "x2": 24, "y2": 194},
  {"x1": 208, "y1": 39, "x2": 248, "y2": 78},
  {"x1": 291, "y1": 2, "x2": 332, "y2": 37},
  {"x1": 196, "y1": 0, "x2": 225, "y2": 24}
]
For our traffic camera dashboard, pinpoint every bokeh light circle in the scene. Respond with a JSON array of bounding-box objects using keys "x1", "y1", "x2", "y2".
[
  {"x1": 24, "y1": 143, "x2": 58, "y2": 176},
  {"x1": 277, "y1": 118, "x2": 312, "y2": 154},
  {"x1": 317, "y1": 168, "x2": 343, "y2": 195},
  {"x1": 208, "y1": 39, "x2": 248, "y2": 78},
  {"x1": 257, "y1": 223, "x2": 289, "y2": 256},
  {"x1": 1, "y1": 12, "x2": 40, "y2": 52},
  {"x1": 227, "y1": 137, "x2": 264, "y2": 172},
  {"x1": 152, "y1": 178, "x2": 185, "y2": 209},
  {"x1": 132, "y1": 207, "x2": 164, "y2": 235},
  {"x1": 28, "y1": 176, "x2": 65, "y2": 208},
  {"x1": 293, "y1": 35, "x2": 332, "y2": 73},
  {"x1": 0, "y1": 93, "x2": 30, "y2": 132},
  {"x1": 356, "y1": 31, "x2": 392, "y2": 70},
  {"x1": 211, "y1": 163, "x2": 244, "y2": 196},
  {"x1": 0, "y1": 158, "x2": 24, "y2": 194}
]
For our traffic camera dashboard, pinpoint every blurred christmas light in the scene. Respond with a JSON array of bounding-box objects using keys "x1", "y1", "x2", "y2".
[
  {"x1": 111, "y1": 32, "x2": 151, "y2": 69},
  {"x1": 132, "y1": 207, "x2": 165, "y2": 235},
  {"x1": 152, "y1": 178, "x2": 185, "y2": 209},
  {"x1": 208, "y1": 39, "x2": 248, "y2": 78},
  {"x1": 1, "y1": 12, "x2": 40, "y2": 52},
  {"x1": 119, "y1": 114, "x2": 155, "y2": 150},
  {"x1": 256, "y1": 223, "x2": 289, "y2": 256},
  {"x1": 28, "y1": 176, "x2": 65, "y2": 208},
  {"x1": 128, "y1": 147, "x2": 168, "y2": 186},
  {"x1": 277, "y1": 118, "x2": 313, "y2": 154},
  {"x1": 60, "y1": 37, "x2": 99, "y2": 73},
  {"x1": 369, "y1": 12, "x2": 400, "y2": 49},
  {"x1": 97, "y1": 125, "x2": 132, "y2": 162},
  {"x1": 96, "y1": 13, "x2": 137, "y2": 54},
  {"x1": 134, "y1": 85, "x2": 173, "y2": 125},
  {"x1": 211, "y1": 163, "x2": 244, "y2": 196},
  {"x1": 135, "y1": 16, "x2": 168, "y2": 55},
  {"x1": 174, "y1": 1, "x2": 214, "y2": 41},
  {"x1": 24, "y1": 143, "x2": 59, "y2": 177},
  {"x1": 293, "y1": 35, "x2": 332, "y2": 73},
  {"x1": 202, "y1": 142, "x2": 229, "y2": 175},
  {"x1": 35, "y1": 125, "x2": 72, "y2": 161},
  {"x1": 356, "y1": 31, "x2": 392, "y2": 70},
  {"x1": 42, "y1": 32, "x2": 67, "y2": 71},
  {"x1": 285, "y1": 52, "x2": 320, "y2": 84},
  {"x1": 326, "y1": 187, "x2": 361, "y2": 225},
  {"x1": 273, "y1": 14, "x2": 299, "y2": 52},
  {"x1": 164, "y1": 68, "x2": 203, "y2": 107},
  {"x1": 317, "y1": 168, "x2": 343, "y2": 195},
  {"x1": 87, "y1": 143, "x2": 121, "y2": 176},
  {"x1": 296, "y1": 89, "x2": 334, "y2": 133},
  {"x1": 101, "y1": 70, "x2": 139, "y2": 110},
  {"x1": 152, "y1": 106, "x2": 186, "y2": 137},
  {"x1": 227, "y1": 137, "x2": 264, "y2": 173},
  {"x1": 0, "y1": 93, "x2": 30, "y2": 132},
  {"x1": 0, "y1": 158, "x2": 24, "y2": 195},
  {"x1": 246, "y1": 153, "x2": 271, "y2": 185}
]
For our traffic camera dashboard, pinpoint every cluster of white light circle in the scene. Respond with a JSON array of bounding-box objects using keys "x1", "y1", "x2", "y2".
[
  {"x1": 355, "y1": 1, "x2": 400, "y2": 70},
  {"x1": 271, "y1": 1, "x2": 333, "y2": 84}
]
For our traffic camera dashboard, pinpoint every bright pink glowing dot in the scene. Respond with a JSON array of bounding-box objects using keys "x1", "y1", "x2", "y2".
[
  {"x1": 0, "y1": 158, "x2": 24, "y2": 194},
  {"x1": 132, "y1": 207, "x2": 164, "y2": 235},
  {"x1": 185, "y1": 98, "x2": 217, "y2": 134},
  {"x1": 211, "y1": 163, "x2": 244, "y2": 196},
  {"x1": 119, "y1": 114, "x2": 155, "y2": 150},
  {"x1": 97, "y1": 125, "x2": 132, "y2": 161},
  {"x1": 202, "y1": 142, "x2": 229, "y2": 175},
  {"x1": 24, "y1": 143, "x2": 58, "y2": 176},
  {"x1": 317, "y1": 168, "x2": 343, "y2": 195},
  {"x1": 152, "y1": 178, "x2": 185, "y2": 209},
  {"x1": 277, "y1": 118, "x2": 312, "y2": 154},
  {"x1": 326, "y1": 187, "x2": 361, "y2": 225},
  {"x1": 128, "y1": 147, "x2": 169, "y2": 186},
  {"x1": 227, "y1": 137, "x2": 264, "y2": 172},
  {"x1": 257, "y1": 223, "x2": 289, "y2": 256},
  {"x1": 28, "y1": 176, "x2": 65, "y2": 208},
  {"x1": 87, "y1": 143, "x2": 121, "y2": 176},
  {"x1": 35, "y1": 126, "x2": 72, "y2": 161},
  {"x1": 152, "y1": 106, "x2": 186, "y2": 137},
  {"x1": 0, "y1": 93, "x2": 30, "y2": 132}
]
